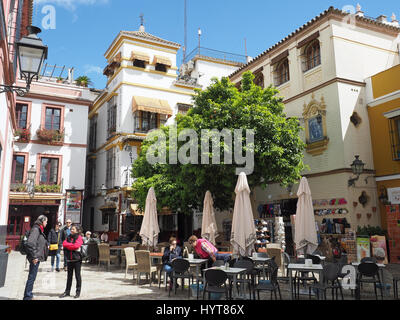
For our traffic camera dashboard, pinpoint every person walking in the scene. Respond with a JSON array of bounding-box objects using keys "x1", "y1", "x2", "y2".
[
  {"x1": 23, "y1": 215, "x2": 49, "y2": 300},
  {"x1": 61, "y1": 219, "x2": 72, "y2": 271},
  {"x1": 48, "y1": 222, "x2": 63, "y2": 272},
  {"x1": 162, "y1": 237, "x2": 182, "y2": 289},
  {"x1": 188, "y1": 235, "x2": 230, "y2": 268},
  {"x1": 59, "y1": 224, "x2": 83, "y2": 299}
]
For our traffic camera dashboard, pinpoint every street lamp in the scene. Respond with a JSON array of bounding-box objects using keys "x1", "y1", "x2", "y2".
[
  {"x1": 100, "y1": 184, "x2": 108, "y2": 198},
  {"x1": 348, "y1": 155, "x2": 365, "y2": 187},
  {"x1": 0, "y1": 26, "x2": 48, "y2": 96},
  {"x1": 26, "y1": 165, "x2": 36, "y2": 197}
]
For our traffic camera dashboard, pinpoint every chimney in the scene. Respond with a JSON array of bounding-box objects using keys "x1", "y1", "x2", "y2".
[
  {"x1": 356, "y1": 3, "x2": 364, "y2": 17},
  {"x1": 391, "y1": 13, "x2": 399, "y2": 27},
  {"x1": 376, "y1": 15, "x2": 388, "y2": 24},
  {"x1": 68, "y1": 68, "x2": 74, "y2": 85}
]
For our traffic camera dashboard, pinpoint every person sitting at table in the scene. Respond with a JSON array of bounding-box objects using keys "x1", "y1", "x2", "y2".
[
  {"x1": 188, "y1": 235, "x2": 230, "y2": 268},
  {"x1": 100, "y1": 231, "x2": 108, "y2": 243},
  {"x1": 162, "y1": 237, "x2": 182, "y2": 289}
]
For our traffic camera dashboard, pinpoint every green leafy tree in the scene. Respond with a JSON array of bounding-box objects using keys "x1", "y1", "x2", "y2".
[{"x1": 132, "y1": 71, "x2": 305, "y2": 214}]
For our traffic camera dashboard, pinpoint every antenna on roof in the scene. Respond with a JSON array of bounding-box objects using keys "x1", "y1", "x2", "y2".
[
  {"x1": 183, "y1": 0, "x2": 187, "y2": 64},
  {"x1": 198, "y1": 28, "x2": 202, "y2": 55},
  {"x1": 244, "y1": 37, "x2": 247, "y2": 59},
  {"x1": 139, "y1": 13, "x2": 145, "y2": 32}
]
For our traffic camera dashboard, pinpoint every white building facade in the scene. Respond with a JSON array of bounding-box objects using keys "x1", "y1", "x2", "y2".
[
  {"x1": 6, "y1": 75, "x2": 97, "y2": 250},
  {"x1": 228, "y1": 6, "x2": 400, "y2": 254},
  {"x1": 83, "y1": 25, "x2": 244, "y2": 242}
]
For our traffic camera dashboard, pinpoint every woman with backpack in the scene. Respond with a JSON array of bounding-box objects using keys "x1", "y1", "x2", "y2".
[
  {"x1": 48, "y1": 222, "x2": 63, "y2": 272},
  {"x1": 59, "y1": 224, "x2": 83, "y2": 299}
]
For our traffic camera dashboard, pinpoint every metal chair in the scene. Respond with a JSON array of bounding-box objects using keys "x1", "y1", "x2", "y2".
[
  {"x1": 357, "y1": 262, "x2": 383, "y2": 300},
  {"x1": 361, "y1": 257, "x2": 377, "y2": 264},
  {"x1": 203, "y1": 269, "x2": 229, "y2": 300},
  {"x1": 169, "y1": 258, "x2": 193, "y2": 297},
  {"x1": 293, "y1": 254, "x2": 320, "y2": 299},
  {"x1": 135, "y1": 250, "x2": 158, "y2": 286},
  {"x1": 255, "y1": 259, "x2": 282, "y2": 300},
  {"x1": 393, "y1": 275, "x2": 400, "y2": 300},
  {"x1": 232, "y1": 258, "x2": 256, "y2": 300},
  {"x1": 309, "y1": 263, "x2": 344, "y2": 300}
]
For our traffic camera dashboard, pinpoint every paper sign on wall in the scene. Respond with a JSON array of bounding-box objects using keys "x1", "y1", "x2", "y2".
[
  {"x1": 356, "y1": 237, "x2": 371, "y2": 262},
  {"x1": 388, "y1": 187, "x2": 400, "y2": 205}
]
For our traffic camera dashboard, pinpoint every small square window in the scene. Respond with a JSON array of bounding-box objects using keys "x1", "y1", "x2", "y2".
[
  {"x1": 133, "y1": 59, "x2": 145, "y2": 68},
  {"x1": 155, "y1": 63, "x2": 167, "y2": 72}
]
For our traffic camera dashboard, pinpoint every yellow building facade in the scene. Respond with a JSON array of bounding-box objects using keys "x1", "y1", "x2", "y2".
[{"x1": 367, "y1": 64, "x2": 400, "y2": 229}]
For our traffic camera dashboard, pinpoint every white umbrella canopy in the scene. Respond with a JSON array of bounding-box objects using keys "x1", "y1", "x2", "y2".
[
  {"x1": 201, "y1": 191, "x2": 219, "y2": 245},
  {"x1": 139, "y1": 187, "x2": 160, "y2": 247},
  {"x1": 230, "y1": 172, "x2": 257, "y2": 257},
  {"x1": 294, "y1": 177, "x2": 318, "y2": 255}
]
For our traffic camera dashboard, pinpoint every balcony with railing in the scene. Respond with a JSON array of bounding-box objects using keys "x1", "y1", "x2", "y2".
[{"x1": 184, "y1": 47, "x2": 247, "y2": 65}]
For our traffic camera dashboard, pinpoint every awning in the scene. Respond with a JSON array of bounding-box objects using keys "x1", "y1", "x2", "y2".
[
  {"x1": 152, "y1": 55, "x2": 172, "y2": 67},
  {"x1": 130, "y1": 203, "x2": 144, "y2": 216},
  {"x1": 131, "y1": 51, "x2": 150, "y2": 63},
  {"x1": 99, "y1": 203, "x2": 117, "y2": 211},
  {"x1": 132, "y1": 96, "x2": 173, "y2": 116}
]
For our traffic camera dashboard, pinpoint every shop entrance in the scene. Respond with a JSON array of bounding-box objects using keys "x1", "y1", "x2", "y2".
[{"x1": 6, "y1": 205, "x2": 59, "y2": 250}]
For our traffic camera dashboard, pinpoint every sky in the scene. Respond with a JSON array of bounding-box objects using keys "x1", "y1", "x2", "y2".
[{"x1": 32, "y1": 0, "x2": 400, "y2": 89}]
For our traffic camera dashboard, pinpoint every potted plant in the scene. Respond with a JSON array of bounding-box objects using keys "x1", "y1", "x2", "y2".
[
  {"x1": 15, "y1": 127, "x2": 31, "y2": 143},
  {"x1": 56, "y1": 77, "x2": 64, "y2": 83},
  {"x1": 36, "y1": 128, "x2": 64, "y2": 145},
  {"x1": 75, "y1": 75, "x2": 92, "y2": 87}
]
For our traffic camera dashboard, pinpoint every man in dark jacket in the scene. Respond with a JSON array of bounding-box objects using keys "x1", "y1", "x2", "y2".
[
  {"x1": 23, "y1": 215, "x2": 49, "y2": 300},
  {"x1": 61, "y1": 219, "x2": 72, "y2": 271}
]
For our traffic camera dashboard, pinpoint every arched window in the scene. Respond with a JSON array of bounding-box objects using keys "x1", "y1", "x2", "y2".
[
  {"x1": 304, "y1": 40, "x2": 321, "y2": 71},
  {"x1": 274, "y1": 59, "x2": 290, "y2": 86}
]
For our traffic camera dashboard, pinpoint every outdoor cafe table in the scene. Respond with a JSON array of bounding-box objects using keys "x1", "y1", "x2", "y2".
[
  {"x1": 249, "y1": 256, "x2": 272, "y2": 279},
  {"x1": 109, "y1": 246, "x2": 125, "y2": 266},
  {"x1": 288, "y1": 263, "x2": 324, "y2": 300},
  {"x1": 184, "y1": 258, "x2": 209, "y2": 299},
  {"x1": 203, "y1": 266, "x2": 247, "y2": 300}
]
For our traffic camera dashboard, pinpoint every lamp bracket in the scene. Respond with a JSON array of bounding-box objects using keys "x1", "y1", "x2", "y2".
[{"x1": 348, "y1": 174, "x2": 360, "y2": 187}]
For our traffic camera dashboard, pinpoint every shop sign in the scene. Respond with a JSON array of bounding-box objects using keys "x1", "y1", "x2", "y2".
[
  {"x1": 388, "y1": 187, "x2": 400, "y2": 204},
  {"x1": 65, "y1": 190, "x2": 83, "y2": 224},
  {"x1": 356, "y1": 237, "x2": 371, "y2": 263}
]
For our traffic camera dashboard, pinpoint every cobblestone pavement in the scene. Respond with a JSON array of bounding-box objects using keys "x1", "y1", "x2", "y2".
[{"x1": 1, "y1": 252, "x2": 399, "y2": 300}]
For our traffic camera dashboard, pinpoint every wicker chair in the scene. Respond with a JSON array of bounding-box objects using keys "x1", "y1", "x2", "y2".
[
  {"x1": 123, "y1": 247, "x2": 138, "y2": 279},
  {"x1": 135, "y1": 250, "x2": 159, "y2": 286},
  {"x1": 98, "y1": 243, "x2": 118, "y2": 271}
]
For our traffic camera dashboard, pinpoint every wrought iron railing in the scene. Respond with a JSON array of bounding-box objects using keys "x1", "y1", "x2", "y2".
[{"x1": 184, "y1": 47, "x2": 247, "y2": 65}]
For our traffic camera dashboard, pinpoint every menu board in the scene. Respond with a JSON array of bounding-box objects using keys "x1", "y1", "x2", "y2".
[
  {"x1": 65, "y1": 190, "x2": 83, "y2": 224},
  {"x1": 370, "y1": 235, "x2": 388, "y2": 264},
  {"x1": 356, "y1": 237, "x2": 371, "y2": 262}
]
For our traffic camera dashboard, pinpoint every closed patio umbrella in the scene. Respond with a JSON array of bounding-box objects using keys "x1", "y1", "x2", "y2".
[
  {"x1": 139, "y1": 187, "x2": 160, "y2": 248},
  {"x1": 201, "y1": 191, "x2": 219, "y2": 245},
  {"x1": 230, "y1": 172, "x2": 256, "y2": 257},
  {"x1": 294, "y1": 177, "x2": 318, "y2": 255}
]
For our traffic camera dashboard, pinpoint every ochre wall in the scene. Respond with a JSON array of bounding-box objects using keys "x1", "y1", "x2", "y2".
[
  {"x1": 371, "y1": 64, "x2": 400, "y2": 99},
  {"x1": 368, "y1": 97, "x2": 400, "y2": 177}
]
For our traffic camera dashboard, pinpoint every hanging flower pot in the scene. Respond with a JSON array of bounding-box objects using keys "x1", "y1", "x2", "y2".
[
  {"x1": 367, "y1": 213, "x2": 372, "y2": 220},
  {"x1": 372, "y1": 207, "x2": 377, "y2": 213},
  {"x1": 353, "y1": 202, "x2": 358, "y2": 207},
  {"x1": 356, "y1": 213, "x2": 362, "y2": 219}
]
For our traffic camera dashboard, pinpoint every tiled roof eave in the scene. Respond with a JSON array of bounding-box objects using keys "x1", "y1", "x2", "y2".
[{"x1": 229, "y1": 6, "x2": 400, "y2": 79}]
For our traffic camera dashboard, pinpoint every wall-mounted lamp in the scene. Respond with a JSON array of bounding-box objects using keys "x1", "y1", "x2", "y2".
[
  {"x1": 26, "y1": 165, "x2": 36, "y2": 198},
  {"x1": 348, "y1": 155, "x2": 365, "y2": 187},
  {"x1": 0, "y1": 26, "x2": 48, "y2": 96}
]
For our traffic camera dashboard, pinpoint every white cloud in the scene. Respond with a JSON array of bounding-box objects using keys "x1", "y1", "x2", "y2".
[
  {"x1": 36, "y1": 0, "x2": 109, "y2": 11},
  {"x1": 84, "y1": 64, "x2": 103, "y2": 75}
]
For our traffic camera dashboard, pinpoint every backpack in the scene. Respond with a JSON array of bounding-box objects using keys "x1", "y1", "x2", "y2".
[{"x1": 19, "y1": 230, "x2": 31, "y2": 255}]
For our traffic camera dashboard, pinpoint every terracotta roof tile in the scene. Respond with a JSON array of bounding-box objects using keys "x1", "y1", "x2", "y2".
[
  {"x1": 230, "y1": 6, "x2": 400, "y2": 79},
  {"x1": 121, "y1": 30, "x2": 181, "y2": 48}
]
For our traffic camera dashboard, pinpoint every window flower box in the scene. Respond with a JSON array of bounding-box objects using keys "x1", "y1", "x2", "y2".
[
  {"x1": 34, "y1": 184, "x2": 61, "y2": 193},
  {"x1": 15, "y1": 127, "x2": 31, "y2": 143},
  {"x1": 10, "y1": 183, "x2": 27, "y2": 192},
  {"x1": 36, "y1": 128, "x2": 64, "y2": 145}
]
